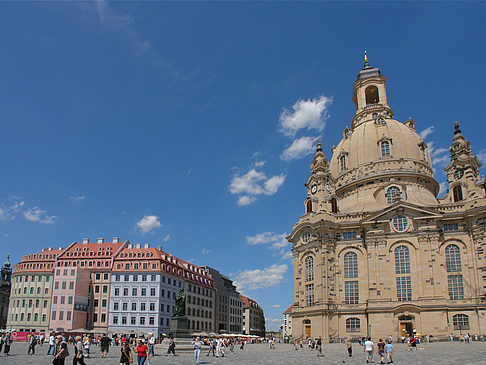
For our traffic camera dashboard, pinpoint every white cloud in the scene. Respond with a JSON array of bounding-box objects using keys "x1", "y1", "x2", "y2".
[
  {"x1": 254, "y1": 161, "x2": 266, "y2": 168},
  {"x1": 23, "y1": 207, "x2": 57, "y2": 224},
  {"x1": 0, "y1": 200, "x2": 24, "y2": 221},
  {"x1": 162, "y1": 234, "x2": 170, "y2": 242},
  {"x1": 246, "y1": 232, "x2": 291, "y2": 259},
  {"x1": 281, "y1": 136, "x2": 319, "y2": 161},
  {"x1": 136, "y1": 215, "x2": 162, "y2": 233},
  {"x1": 477, "y1": 149, "x2": 486, "y2": 164},
  {"x1": 232, "y1": 263, "x2": 288, "y2": 291},
  {"x1": 419, "y1": 126, "x2": 435, "y2": 140},
  {"x1": 279, "y1": 96, "x2": 332, "y2": 137},
  {"x1": 70, "y1": 195, "x2": 85, "y2": 202},
  {"x1": 237, "y1": 196, "x2": 255, "y2": 206},
  {"x1": 280, "y1": 250, "x2": 293, "y2": 260},
  {"x1": 229, "y1": 169, "x2": 286, "y2": 206},
  {"x1": 265, "y1": 317, "x2": 283, "y2": 330},
  {"x1": 268, "y1": 304, "x2": 281, "y2": 308},
  {"x1": 202, "y1": 248, "x2": 212, "y2": 255},
  {"x1": 439, "y1": 181, "x2": 448, "y2": 197}
]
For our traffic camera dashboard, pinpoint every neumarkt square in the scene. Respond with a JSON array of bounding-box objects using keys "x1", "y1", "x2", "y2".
[{"x1": 1, "y1": 341, "x2": 486, "y2": 365}]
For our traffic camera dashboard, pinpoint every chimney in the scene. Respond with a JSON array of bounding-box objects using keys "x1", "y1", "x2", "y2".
[
  {"x1": 135, "y1": 244, "x2": 141, "y2": 249},
  {"x1": 48, "y1": 247, "x2": 52, "y2": 251},
  {"x1": 82, "y1": 238, "x2": 89, "y2": 244},
  {"x1": 97, "y1": 238, "x2": 104, "y2": 244},
  {"x1": 128, "y1": 244, "x2": 133, "y2": 249},
  {"x1": 144, "y1": 243, "x2": 149, "y2": 249},
  {"x1": 113, "y1": 237, "x2": 119, "y2": 243},
  {"x1": 58, "y1": 247, "x2": 62, "y2": 250},
  {"x1": 156, "y1": 245, "x2": 162, "y2": 251}
]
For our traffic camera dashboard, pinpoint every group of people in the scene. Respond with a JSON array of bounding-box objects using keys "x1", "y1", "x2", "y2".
[{"x1": 363, "y1": 337, "x2": 394, "y2": 364}]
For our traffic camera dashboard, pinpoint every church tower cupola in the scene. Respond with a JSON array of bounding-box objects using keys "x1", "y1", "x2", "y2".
[{"x1": 352, "y1": 51, "x2": 394, "y2": 128}]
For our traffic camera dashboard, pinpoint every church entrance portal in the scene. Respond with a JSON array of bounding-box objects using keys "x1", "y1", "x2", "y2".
[{"x1": 398, "y1": 315, "x2": 414, "y2": 339}]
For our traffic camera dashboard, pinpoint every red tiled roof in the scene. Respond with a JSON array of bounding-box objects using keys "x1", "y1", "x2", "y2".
[{"x1": 283, "y1": 304, "x2": 294, "y2": 314}]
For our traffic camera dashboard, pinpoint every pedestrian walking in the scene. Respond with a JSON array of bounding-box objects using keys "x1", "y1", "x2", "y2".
[
  {"x1": 3, "y1": 334, "x2": 11, "y2": 356},
  {"x1": 100, "y1": 333, "x2": 111, "y2": 358},
  {"x1": 450, "y1": 333, "x2": 454, "y2": 342},
  {"x1": 83, "y1": 336, "x2": 91, "y2": 358},
  {"x1": 53, "y1": 335, "x2": 69, "y2": 365},
  {"x1": 377, "y1": 338, "x2": 386, "y2": 364},
  {"x1": 28, "y1": 333, "x2": 37, "y2": 355},
  {"x1": 346, "y1": 339, "x2": 352, "y2": 357},
  {"x1": 135, "y1": 339, "x2": 149, "y2": 365},
  {"x1": 148, "y1": 335, "x2": 156, "y2": 356},
  {"x1": 207, "y1": 339, "x2": 215, "y2": 356},
  {"x1": 316, "y1": 337, "x2": 323, "y2": 357},
  {"x1": 364, "y1": 337, "x2": 374, "y2": 363},
  {"x1": 0, "y1": 334, "x2": 4, "y2": 353},
  {"x1": 119, "y1": 341, "x2": 133, "y2": 365},
  {"x1": 385, "y1": 340, "x2": 394, "y2": 364},
  {"x1": 193, "y1": 336, "x2": 202, "y2": 365},
  {"x1": 166, "y1": 337, "x2": 176, "y2": 356},
  {"x1": 239, "y1": 340, "x2": 245, "y2": 350},
  {"x1": 47, "y1": 333, "x2": 56, "y2": 355},
  {"x1": 73, "y1": 336, "x2": 87, "y2": 365}
]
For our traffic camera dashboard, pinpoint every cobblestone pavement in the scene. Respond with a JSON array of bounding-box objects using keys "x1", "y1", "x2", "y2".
[{"x1": 1, "y1": 341, "x2": 486, "y2": 365}]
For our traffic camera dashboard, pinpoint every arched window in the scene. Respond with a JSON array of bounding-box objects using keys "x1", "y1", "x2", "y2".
[
  {"x1": 380, "y1": 140, "x2": 391, "y2": 157},
  {"x1": 386, "y1": 187, "x2": 400, "y2": 204},
  {"x1": 365, "y1": 85, "x2": 379, "y2": 105},
  {"x1": 452, "y1": 185, "x2": 463, "y2": 202},
  {"x1": 344, "y1": 252, "x2": 358, "y2": 278},
  {"x1": 340, "y1": 155, "x2": 347, "y2": 171},
  {"x1": 453, "y1": 314, "x2": 469, "y2": 330},
  {"x1": 445, "y1": 245, "x2": 461, "y2": 272},
  {"x1": 305, "y1": 256, "x2": 314, "y2": 282},
  {"x1": 306, "y1": 200, "x2": 312, "y2": 213},
  {"x1": 395, "y1": 246, "x2": 410, "y2": 274},
  {"x1": 346, "y1": 317, "x2": 360, "y2": 332},
  {"x1": 330, "y1": 198, "x2": 338, "y2": 213}
]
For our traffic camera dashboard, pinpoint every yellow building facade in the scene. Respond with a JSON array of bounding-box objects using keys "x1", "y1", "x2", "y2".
[{"x1": 288, "y1": 57, "x2": 486, "y2": 342}]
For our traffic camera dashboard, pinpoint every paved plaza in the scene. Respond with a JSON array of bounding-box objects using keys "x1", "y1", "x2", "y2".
[{"x1": 0, "y1": 341, "x2": 486, "y2": 365}]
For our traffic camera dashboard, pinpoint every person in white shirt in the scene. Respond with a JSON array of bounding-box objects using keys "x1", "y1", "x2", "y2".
[
  {"x1": 46, "y1": 333, "x2": 56, "y2": 355},
  {"x1": 149, "y1": 335, "x2": 156, "y2": 356},
  {"x1": 363, "y1": 337, "x2": 374, "y2": 363}
]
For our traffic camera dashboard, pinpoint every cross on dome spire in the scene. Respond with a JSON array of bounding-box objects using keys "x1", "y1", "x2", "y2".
[{"x1": 364, "y1": 50, "x2": 369, "y2": 68}]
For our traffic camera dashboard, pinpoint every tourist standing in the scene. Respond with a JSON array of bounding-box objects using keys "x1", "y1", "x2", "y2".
[
  {"x1": 346, "y1": 338, "x2": 352, "y2": 357},
  {"x1": 100, "y1": 333, "x2": 111, "y2": 358},
  {"x1": 0, "y1": 334, "x2": 4, "y2": 353},
  {"x1": 27, "y1": 333, "x2": 37, "y2": 355},
  {"x1": 206, "y1": 339, "x2": 215, "y2": 356},
  {"x1": 193, "y1": 336, "x2": 202, "y2": 365},
  {"x1": 377, "y1": 338, "x2": 386, "y2": 364},
  {"x1": 120, "y1": 341, "x2": 133, "y2": 365},
  {"x1": 83, "y1": 336, "x2": 91, "y2": 358},
  {"x1": 385, "y1": 340, "x2": 394, "y2": 364},
  {"x1": 148, "y1": 335, "x2": 156, "y2": 356},
  {"x1": 3, "y1": 334, "x2": 11, "y2": 356},
  {"x1": 364, "y1": 337, "x2": 374, "y2": 364},
  {"x1": 73, "y1": 336, "x2": 87, "y2": 365},
  {"x1": 316, "y1": 337, "x2": 322, "y2": 357},
  {"x1": 53, "y1": 335, "x2": 69, "y2": 365},
  {"x1": 135, "y1": 339, "x2": 149, "y2": 365},
  {"x1": 450, "y1": 333, "x2": 454, "y2": 342}
]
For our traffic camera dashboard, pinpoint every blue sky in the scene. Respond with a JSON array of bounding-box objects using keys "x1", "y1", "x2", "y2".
[{"x1": 1, "y1": 2, "x2": 485, "y2": 330}]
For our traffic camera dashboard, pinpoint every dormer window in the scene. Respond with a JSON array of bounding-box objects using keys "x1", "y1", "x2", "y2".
[
  {"x1": 365, "y1": 85, "x2": 379, "y2": 105},
  {"x1": 380, "y1": 140, "x2": 391, "y2": 157},
  {"x1": 340, "y1": 155, "x2": 347, "y2": 171}
]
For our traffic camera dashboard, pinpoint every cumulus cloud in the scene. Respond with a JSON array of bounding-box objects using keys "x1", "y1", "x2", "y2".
[
  {"x1": 23, "y1": 207, "x2": 57, "y2": 224},
  {"x1": 265, "y1": 317, "x2": 283, "y2": 330},
  {"x1": 427, "y1": 141, "x2": 450, "y2": 168},
  {"x1": 477, "y1": 149, "x2": 486, "y2": 164},
  {"x1": 439, "y1": 181, "x2": 448, "y2": 197},
  {"x1": 246, "y1": 231, "x2": 291, "y2": 259},
  {"x1": 281, "y1": 136, "x2": 319, "y2": 161},
  {"x1": 254, "y1": 161, "x2": 266, "y2": 168},
  {"x1": 70, "y1": 195, "x2": 85, "y2": 202},
  {"x1": 232, "y1": 263, "x2": 288, "y2": 291},
  {"x1": 229, "y1": 169, "x2": 286, "y2": 206},
  {"x1": 279, "y1": 96, "x2": 332, "y2": 137},
  {"x1": 136, "y1": 215, "x2": 162, "y2": 233},
  {"x1": 162, "y1": 233, "x2": 170, "y2": 242}
]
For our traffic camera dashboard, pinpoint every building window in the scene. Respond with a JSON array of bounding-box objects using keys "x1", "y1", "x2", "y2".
[
  {"x1": 380, "y1": 140, "x2": 391, "y2": 157},
  {"x1": 141, "y1": 288, "x2": 147, "y2": 296},
  {"x1": 344, "y1": 281, "x2": 359, "y2": 304},
  {"x1": 115, "y1": 275, "x2": 120, "y2": 282},
  {"x1": 150, "y1": 288, "x2": 156, "y2": 296},
  {"x1": 114, "y1": 288, "x2": 120, "y2": 296},
  {"x1": 66, "y1": 311, "x2": 72, "y2": 321},
  {"x1": 123, "y1": 288, "x2": 128, "y2": 296},
  {"x1": 302, "y1": 230, "x2": 311, "y2": 243},
  {"x1": 113, "y1": 302, "x2": 119, "y2": 311},
  {"x1": 131, "y1": 317, "x2": 136, "y2": 325},
  {"x1": 392, "y1": 216, "x2": 408, "y2": 232},
  {"x1": 342, "y1": 232, "x2": 357, "y2": 240},
  {"x1": 365, "y1": 85, "x2": 379, "y2": 105},
  {"x1": 149, "y1": 317, "x2": 155, "y2": 325},
  {"x1": 102, "y1": 285, "x2": 108, "y2": 293},
  {"x1": 344, "y1": 252, "x2": 358, "y2": 278},
  {"x1": 305, "y1": 256, "x2": 314, "y2": 282},
  {"x1": 122, "y1": 303, "x2": 128, "y2": 311},
  {"x1": 305, "y1": 284, "x2": 314, "y2": 306},
  {"x1": 386, "y1": 187, "x2": 401, "y2": 204},
  {"x1": 140, "y1": 317, "x2": 145, "y2": 325},
  {"x1": 132, "y1": 288, "x2": 137, "y2": 296},
  {"x1": 453, "y1": 314, "x2": 469, "y2": 330},
  {"x1": 306, "y1": 200, "x2": 312, "y2": 213},
  {"x1": 443, "y1": 223, "x2": 458, "y2": 232},
  {"x1": 330, "y1": 198, "x2": 338, "y2": 213},
  {"x1": 395, "y1": 246, "x2": 410, "y2": 274},
  {"x1": 445, "y1": 244, "x2": 461, "y2": 272},
  {"x1": 121, "y1": 316, "x2": 127, "y2": 325},
  {"x1": 346, "y1": 317, "x2": 360, "y2": 332},
  {"x1": 448, "y1": 275, "x2": 464, "y2": 300},
  {"x1": 396, "y1": 276, "x2": 412, "y2": 301},
  {"x1": 452, "y1": 185, "x2": 463, "y2": 202},
  {"x1": 113, "y1": 316, "x2": 118, "y2": 324},
  {"x1": 340, "y1": 155, "x2": 347, "y2": 171},
  {"x1": 132, "y1": 303, "x2": 137, "y2": 311}
]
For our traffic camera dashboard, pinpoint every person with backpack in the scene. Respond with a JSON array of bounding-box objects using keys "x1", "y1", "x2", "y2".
[
  {"x1": 73, "y1": 336, "x2": 87, "y2": 365},
  {"x1": 377, "y1": 338, "x2": 386, "y2": 364},
  {"x1": 53, "y1": 335, "x2": 69, "y2": 365},
  {"x1": 28, "y1": 333, "x2": 37, "y2": 355}
]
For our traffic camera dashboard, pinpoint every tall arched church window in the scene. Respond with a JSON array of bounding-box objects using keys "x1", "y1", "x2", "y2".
[
  {"x1": 344, "y1": 252, "x2": 358, "y2": 278},
  {"x1": 395, "y1": 246, "x2": 411, "y2": 301},
  {"x1": 306, "y1": 200, "x2": 312, "y2": 213},
  {"x1": 446, "y1": 244, "x2": 464, "y2": 300},
  {"x1": 365, "y1": 85, "x2": 379, "y2": 105},
  {"x1": 305, "y1": 256, "x2": 314, "y2": 282},
  {"x1": 386, "y1": 187, "x2": 400, "y2": 204},
  {"x1": 330, "y1": 198, "x2": 338, "y2": 213},
  {"x1": 380, "y1": 140, "x2": 391, "y2": 157},
  {"x1": 340, "y1": 155, "x2": 347, "y2": 171},
  {"x1": 452, "y1": 185, "x2": 463, "y2": 202}
]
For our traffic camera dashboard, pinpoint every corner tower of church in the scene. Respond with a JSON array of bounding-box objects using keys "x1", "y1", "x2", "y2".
[{"x1": 288, "y1": 55, "x2": 486, "y2": 342}]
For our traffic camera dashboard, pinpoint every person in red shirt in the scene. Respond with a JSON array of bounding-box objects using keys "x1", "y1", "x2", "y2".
[{"x1": 134, "y1": 339, "x2": 149, "y2": 365}]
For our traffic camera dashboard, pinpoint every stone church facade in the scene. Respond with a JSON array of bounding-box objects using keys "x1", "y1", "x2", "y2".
[{"x1": 288, "y1": 56, "x2": 486, "y2": 342}]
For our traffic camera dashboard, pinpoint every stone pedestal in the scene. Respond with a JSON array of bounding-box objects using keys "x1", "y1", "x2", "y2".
[{"x1": 165, "y1": 316, "x2": 194, "y2": 353}]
